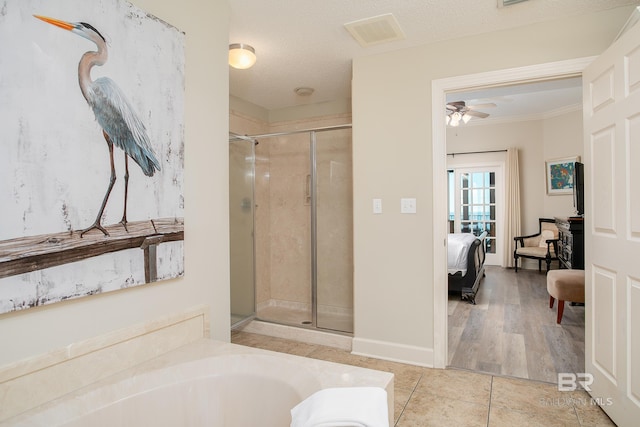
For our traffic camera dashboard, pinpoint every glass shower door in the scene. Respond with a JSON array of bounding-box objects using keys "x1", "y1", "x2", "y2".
[
  {"x1": 229, "y1": 137, "x2": 256, "y2": 327},
  {"x1": 261, "y1": 132, "x2": 312, "y2": 326},
  {"x1": 315, "y1": 128, "x2": 354, "y2": 333}
]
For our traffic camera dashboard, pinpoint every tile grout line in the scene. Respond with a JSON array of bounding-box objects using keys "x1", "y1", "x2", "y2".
[
  {"x1": 393, "y1": 369, "x2": 424, "y2": 426},
  {"x1": 486, "y1": 376, "x2": 494, "y2": 427}
]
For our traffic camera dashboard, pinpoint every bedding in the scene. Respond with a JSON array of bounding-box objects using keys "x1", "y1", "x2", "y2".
[
  {"x1": 447, "y1": 231, "x2": 487, "y2": 304},
  {"x1": 447, "y1": 233, "x2": 478, "y2": 275}
]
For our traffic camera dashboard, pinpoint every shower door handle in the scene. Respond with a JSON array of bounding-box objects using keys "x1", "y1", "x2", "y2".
[{"x1": 305, "y1": 174, "x2": 311, "y2": 205}]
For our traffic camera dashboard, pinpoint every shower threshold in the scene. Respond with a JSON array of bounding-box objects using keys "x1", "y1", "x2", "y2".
[
  {"x1": 256, "y1": 303, "x2": 353, "y2": 335},
  {"x1": 237, "y1": 319, "x2": 353, "y2": 350}
]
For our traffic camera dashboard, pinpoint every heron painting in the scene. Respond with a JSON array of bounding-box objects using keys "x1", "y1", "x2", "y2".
[
  {"x1": 0, "y1": 0, "x2": 185, "y2": 314},
  {"x1": 34, "y1": 15, "x2": 162, "y2": 237}
]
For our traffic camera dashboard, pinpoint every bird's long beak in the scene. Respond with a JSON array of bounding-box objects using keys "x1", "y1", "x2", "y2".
[{"x1": 34, "y1": 15, "x2": 74, "y2": 31}]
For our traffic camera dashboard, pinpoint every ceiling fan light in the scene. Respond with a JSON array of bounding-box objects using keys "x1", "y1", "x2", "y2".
[
  {"x1": 450, "y1": 112, "x2": 461, "y2": 127},
  {"x1": 229, "y1": 43, "x2": 256, "y2": 69},
  {"x1": 462, "y1": 113, "x2": 472, "y2": 124}
]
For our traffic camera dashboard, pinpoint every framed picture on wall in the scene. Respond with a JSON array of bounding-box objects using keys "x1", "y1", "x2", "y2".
[
  {"x1": 546, "y1": 156, "x2": 580, "y2": 195},
  {"x1": 0, "y1": 0, "x2": 185, "y2": 314}
]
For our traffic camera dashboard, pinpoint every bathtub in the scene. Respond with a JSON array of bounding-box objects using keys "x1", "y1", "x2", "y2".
[{"x1": 3, "y1": 339, "x2": 394, "y2": 427}]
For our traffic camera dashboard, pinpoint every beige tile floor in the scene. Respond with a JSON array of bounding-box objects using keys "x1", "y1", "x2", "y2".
[{"x1": 231, "y1": 330, "x2": 616, "y2": 427}]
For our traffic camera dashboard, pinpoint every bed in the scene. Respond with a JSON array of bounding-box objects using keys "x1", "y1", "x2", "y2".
[{"x1": 448, "y1": 231, "x2": 487, "y2": 304}]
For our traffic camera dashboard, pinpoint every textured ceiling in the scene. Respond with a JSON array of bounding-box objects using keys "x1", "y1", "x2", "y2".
[
  {"x1": 446, "y1": 76, "x2": 583, "y2": 123},
  {"x1": 229, "y1": 0, "x2": 639, "y2": 113}
]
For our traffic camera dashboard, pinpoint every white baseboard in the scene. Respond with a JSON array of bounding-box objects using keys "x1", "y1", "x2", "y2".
[{"x1": 351, "y1": 337, "x2": 434, "y2": 367}]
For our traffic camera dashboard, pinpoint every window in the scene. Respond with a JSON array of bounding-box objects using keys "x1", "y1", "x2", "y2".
[{"x1": 449, "y1": 166, "x2": 502, "y2": 264}]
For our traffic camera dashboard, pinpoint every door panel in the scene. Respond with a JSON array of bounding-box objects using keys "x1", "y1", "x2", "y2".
[
  {"x1": 591, "y1": 128, "x2": 616, "y2": 233},
  {"x1": 315, "y1": 129, "x2": 354, "y2": 333},
  {"x1": 229, "y1": 138, "x2": 256, "y2": 325},
  {"x1": 583, "y1": 12, "x2": 640, "y2": 424},
  {"x1": 631, "y1": 115, "x2": 640, "y2": 236},
  {"x1": 451, "y1": 166, "x2": 502, "y2": 265},
  {"x1": 592, "y1": 266, "x2": 616, "y2": 381},
  {"x1": 630, "y1": 279, "x2": 640, "y2": 405}
]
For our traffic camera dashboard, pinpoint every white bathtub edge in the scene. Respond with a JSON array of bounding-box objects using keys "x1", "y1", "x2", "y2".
[{"x1": 2, "y1": 338, "x2": 394, "y2": 427}]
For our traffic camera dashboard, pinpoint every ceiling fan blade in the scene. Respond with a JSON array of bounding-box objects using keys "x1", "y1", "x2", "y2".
[
  {"x1": 447, "y1": 101, "x2": 466, "y2": 109},
  {"x1": 467, "y1": 103, "x2": 497, "y2": 110},
  {"x1": 482, "y1": 96, "x2": 513, "y2": 103},
  {"x1": 446, "y1": 104, "x2": 458, "y2": 111},
  {"x1": 465, "y1": 110, "x2": 490, "y2": 118}
]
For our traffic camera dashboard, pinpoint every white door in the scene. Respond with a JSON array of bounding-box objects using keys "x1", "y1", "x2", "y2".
[
  {"x1": 449, "y1": 166, "x2": 503, "y2": 265},
  {"x1": 582, "y1": 11, "x2": 640, "y2": 425}
]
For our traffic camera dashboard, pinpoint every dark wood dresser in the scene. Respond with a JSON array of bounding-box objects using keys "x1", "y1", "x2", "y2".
[{"x1": 555, "y1": 216, "x2": 584, "y2": 270}]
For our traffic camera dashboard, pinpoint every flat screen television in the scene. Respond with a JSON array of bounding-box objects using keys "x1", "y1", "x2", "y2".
[{"x1": 573, "y1": 161, "x2": 584, "y2": 216}]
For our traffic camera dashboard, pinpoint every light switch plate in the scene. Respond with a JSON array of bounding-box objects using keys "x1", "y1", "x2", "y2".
[
  {"x1": 373, "y1": 198, "x2": 382, "y2": 214},
  {"x1": 400, "y1": 198, "x2": 416, "y2": 214}
]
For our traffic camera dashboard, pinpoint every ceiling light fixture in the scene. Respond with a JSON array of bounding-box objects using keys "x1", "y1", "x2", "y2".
[
  {"x1": 497, "y1": 0, "x2": 529, "y2": 7},
  {"x1": 446, "y1": 112, "x2": 474, "y2": 127},
  {"x1": 449, "y1": 112, "x2": 461, "y2": 127},
  {"x1": 229, "y1": 43, "x2": 256, "y2": 69},
  {"x1": 294, "y1": 87, "x2": 314, "y2": 96}
]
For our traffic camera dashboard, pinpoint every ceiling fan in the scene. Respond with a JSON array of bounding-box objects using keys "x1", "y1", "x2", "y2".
[{"x1": 445, "y1": 101, "x2": 496, "y2": 126}]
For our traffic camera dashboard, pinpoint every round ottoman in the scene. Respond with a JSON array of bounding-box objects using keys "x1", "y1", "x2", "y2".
[{"x1": 546, "y1": 269, "x2": 585, "y2": 324}]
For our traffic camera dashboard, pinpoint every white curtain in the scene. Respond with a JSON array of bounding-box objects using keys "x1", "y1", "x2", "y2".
[{"x1": 503, "y1": 147, "x2": 521, "y2": 267}]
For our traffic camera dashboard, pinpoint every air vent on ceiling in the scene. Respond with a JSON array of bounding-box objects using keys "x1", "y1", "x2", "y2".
[
  {"x1": 498, "y1": 0, "x2": 529, "y2": 7},
  {"x1": 344, "y1": 13, "x2": 405, "y2": 47}
]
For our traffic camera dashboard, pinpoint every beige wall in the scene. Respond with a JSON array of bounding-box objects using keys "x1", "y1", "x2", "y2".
[
  {"x1": 4, "y1": 1, "x2": 632, "y2": 372},
  {"x1": 352, "y1": 7, "x2": 633, "y2": 364},
  {"x1": 0, "y1": 0, "x2": 231, "y2": 367},
  {"x1": 542, "y1": 109, "x2": 584, "y2": 218},
  {"x1": 447, "y1": 120, "x2": 544, "y2": 238},
  {"x1": 446, "y1": 109, "x2": 583, "y2": 269},
  {"x1": 447, "y1": 108, "x2": 583, "y2": 236}
]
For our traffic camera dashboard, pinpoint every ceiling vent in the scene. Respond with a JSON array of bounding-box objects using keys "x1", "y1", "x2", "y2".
[
  {"x1": 344, "y1": 13, "x2": 405, "y2": 47},
  {"x1": 498, "y1": 0, "x2": 529, "y2": 7}
]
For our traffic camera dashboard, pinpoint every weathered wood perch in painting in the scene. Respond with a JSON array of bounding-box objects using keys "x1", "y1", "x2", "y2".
[{"x1": 0, "y1": 218, "x2": 184, "y2": 283}]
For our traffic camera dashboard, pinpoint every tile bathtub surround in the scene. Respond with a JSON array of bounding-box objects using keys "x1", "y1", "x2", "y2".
[
  {"x1": 0, "y1": 306, "x2": 209, "y2": 422},
  {"x1": 231, "y1": 330, "x2": 616, "y2": 427}
]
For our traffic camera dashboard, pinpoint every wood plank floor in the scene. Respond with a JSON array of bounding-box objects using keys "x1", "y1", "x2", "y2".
[{"x1": 448, "y1": 265, "x2": 585, "y2": 383}]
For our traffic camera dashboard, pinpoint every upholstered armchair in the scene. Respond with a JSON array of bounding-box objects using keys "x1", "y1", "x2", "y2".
[{"x1": 513, "y1": 218, "x2": 560, "y2": 272}]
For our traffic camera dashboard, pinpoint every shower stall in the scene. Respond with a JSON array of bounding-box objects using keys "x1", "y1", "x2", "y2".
[{"x1": 229, "y1": 125, "x2": 353, "y2": 334}]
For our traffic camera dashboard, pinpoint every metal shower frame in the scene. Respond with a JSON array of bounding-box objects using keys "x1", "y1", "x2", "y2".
[{"x1": 229, "y1": 123, "x2": 352, "y2": 330}]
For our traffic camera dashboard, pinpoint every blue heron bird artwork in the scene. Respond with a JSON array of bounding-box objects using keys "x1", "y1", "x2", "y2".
[{"x1": 0, "y1": 0, "x2": 185, "y2": 314}]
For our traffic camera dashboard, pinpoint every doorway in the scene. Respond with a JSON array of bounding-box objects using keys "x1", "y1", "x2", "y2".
[
  {"x1": 448, "y1": 165, "x2": 503, "y2": 265},
  {"x1": 431, "y1": 57, "x2": 595, "y2": 369}
]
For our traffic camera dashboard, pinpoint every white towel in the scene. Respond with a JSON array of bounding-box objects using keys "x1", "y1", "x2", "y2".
[{"x1": 290, "y1": 387, "x2": 389, "y2": 427}]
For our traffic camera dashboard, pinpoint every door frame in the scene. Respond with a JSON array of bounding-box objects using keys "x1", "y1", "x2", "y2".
[{"x1": 431, "y1": 56, "x2": 596, "y2": 368}]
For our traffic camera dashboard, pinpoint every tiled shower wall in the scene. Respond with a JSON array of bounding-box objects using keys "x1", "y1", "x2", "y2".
[{"x1": 230, "y1": 111, "x2": 352, "y2": 315}]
